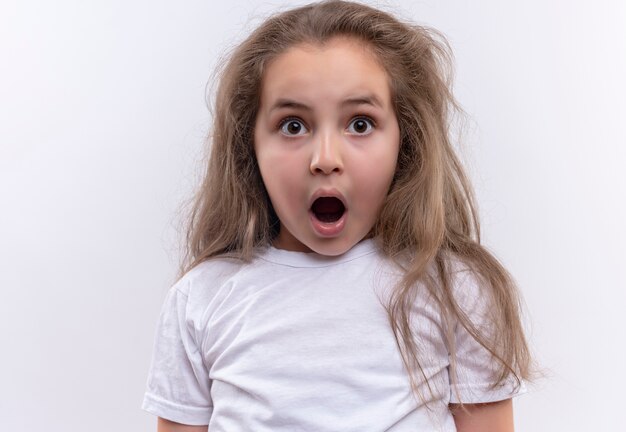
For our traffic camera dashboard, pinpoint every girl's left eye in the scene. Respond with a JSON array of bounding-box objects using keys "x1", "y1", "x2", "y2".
[{"x1": 347, "y1": 117, "x2": 375, "y2": 135}]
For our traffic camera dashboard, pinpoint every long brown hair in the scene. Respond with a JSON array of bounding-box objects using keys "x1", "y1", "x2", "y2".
[{"x1": 180, "y1": 0, "x2": 534, "y2": 407}]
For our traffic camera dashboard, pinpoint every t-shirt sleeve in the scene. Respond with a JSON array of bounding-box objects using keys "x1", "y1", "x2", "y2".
[
  {"x1": 142, "y1": 280, "x2": 213, "y2": 425},
  {"x1": 448, "y1": 270, "x2": 527, "y2": 404}
]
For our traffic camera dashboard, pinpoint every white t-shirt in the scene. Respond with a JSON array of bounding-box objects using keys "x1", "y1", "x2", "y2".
[{"x1": 142, "y1": 239, "x2": 525, "y2": 431}]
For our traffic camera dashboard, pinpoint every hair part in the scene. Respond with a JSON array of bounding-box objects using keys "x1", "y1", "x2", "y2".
[{"x1": 180, "y1": 0, "x2": 535, "y2": 408}]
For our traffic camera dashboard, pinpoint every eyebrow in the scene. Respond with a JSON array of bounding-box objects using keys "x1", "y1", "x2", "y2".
[{"x1": 268, "y1": 94, "x2": 384, "y2": 113}]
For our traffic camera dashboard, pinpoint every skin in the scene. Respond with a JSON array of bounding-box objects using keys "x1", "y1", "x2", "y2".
[
  {"x1": 156, "y1": 36, "x2": 516, "y2": 431},
  {"x1": 158, "y1": 399, "x2": 513, "y2": 432},
  {"x1": 253, "y1": 36, "x2": 400, "y2": 256},
  {"x1": 157, "y1": 418, "x2": 206, "y2": 432},
  {"x1": 450, "y1": 399, "x2": 515, "y2": 431}
]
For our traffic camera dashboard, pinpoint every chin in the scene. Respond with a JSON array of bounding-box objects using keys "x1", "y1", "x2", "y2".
[{"x1": 304, "y1": 236, "x2": 362, "y2": 257}]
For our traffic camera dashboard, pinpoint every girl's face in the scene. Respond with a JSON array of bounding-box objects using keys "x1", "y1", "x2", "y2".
[{"x1": 254, "y1": 37, "x2": 400, "y2": 256}]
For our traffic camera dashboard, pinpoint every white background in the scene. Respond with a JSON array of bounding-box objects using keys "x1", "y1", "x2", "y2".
[{"x1": 1, "y1": 0, "x2": 624, "y2": 430}]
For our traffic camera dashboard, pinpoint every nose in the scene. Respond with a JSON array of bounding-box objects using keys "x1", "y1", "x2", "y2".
[{"x1": 310, "y1": 130, "x2": 343, "y2": 175}]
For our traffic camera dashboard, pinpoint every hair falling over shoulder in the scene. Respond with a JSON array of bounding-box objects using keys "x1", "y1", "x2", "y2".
[{"x1": 179, "y1": 0, "x2": 536, "y2": 407}]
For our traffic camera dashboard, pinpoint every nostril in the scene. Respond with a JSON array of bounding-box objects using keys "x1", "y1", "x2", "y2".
[
  {"x1": 311, "y1": 163, "x2": 343, "y2": 175},
  {"x1": 310, "y1": 146, "x2": 343, "y2": 174}
]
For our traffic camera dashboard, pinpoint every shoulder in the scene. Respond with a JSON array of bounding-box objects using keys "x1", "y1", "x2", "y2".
[
  {"x1": 175, "y1": 256, "x2": 245, "y2": 295},
  {"x1": 169, "y1": 255, "x2": 248, "y2": 317},
  {"x1": 437, "y1": 253, "x2": 495, "y2": 321},
  {"x1": 441, "y1": 253, "x2": 475, "y2": 282},
  {"x1": 444, "y1": 253, "x2": 487, "y2": 292}
]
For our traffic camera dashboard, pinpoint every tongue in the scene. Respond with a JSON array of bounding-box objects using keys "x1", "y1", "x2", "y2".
[{"x1": 312, "y1": 197, "x2": 345, "y2": 223}]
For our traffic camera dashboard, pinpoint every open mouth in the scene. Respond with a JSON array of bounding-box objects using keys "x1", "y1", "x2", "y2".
[{"x1": 311, "y1": 197, "x2": 346, "y2": 223}]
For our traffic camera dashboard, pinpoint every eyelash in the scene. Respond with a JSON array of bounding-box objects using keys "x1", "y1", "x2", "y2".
[{"x1": 277, "y1": 116, "x2": 377, "y2": 136}]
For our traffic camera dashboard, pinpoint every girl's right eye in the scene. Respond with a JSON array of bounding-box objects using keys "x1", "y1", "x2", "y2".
[{"x1": 279, "y1": 118, "x2": 308, "y2": 136}]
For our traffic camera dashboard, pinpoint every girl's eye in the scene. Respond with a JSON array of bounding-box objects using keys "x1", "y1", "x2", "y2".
[
  {"x1": 278, "y1": 117, "x2": 374, "y2": 136},
  {"x1": 347, "y1": 117, "x2": 375, "y2": 135},
  {"x1": 279, "y1": 118, "x2": 308, "y2": 136}
]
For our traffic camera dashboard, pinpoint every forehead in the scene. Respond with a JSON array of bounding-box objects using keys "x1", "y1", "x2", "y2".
[{"x1": 259, "y1": 37, "x2": 392, "y2": 108}]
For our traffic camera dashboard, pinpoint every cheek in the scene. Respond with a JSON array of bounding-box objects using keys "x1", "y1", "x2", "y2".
[
  {"x1": 357, "y1": 141, "x2": 399, "y2": 190},
  {"x1": 360, "y1": 163, "x2": 396, "y2": 198},
  {"x1": 378, "y1": 131, "x2": 400, "y2": 187},
  {"x1": 350, "y1": 143, "x2": 399, "y2": 219},
  {"x1": 258, "y1": 147, "x2": 295, "y2": 181},
  {"x1": 256, "y1": 150, "x2": 304, "y2": 208}
]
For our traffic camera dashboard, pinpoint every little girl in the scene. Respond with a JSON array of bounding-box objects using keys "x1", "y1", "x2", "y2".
[{"x1": 142, "y1": 1, "x2": 533, "y2": 431}]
